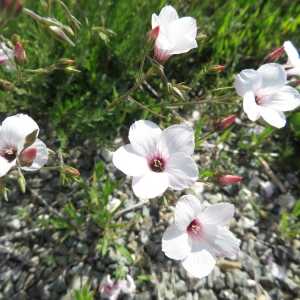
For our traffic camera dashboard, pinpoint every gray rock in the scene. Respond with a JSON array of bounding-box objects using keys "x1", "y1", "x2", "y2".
[
  {"x1": 231, "y1": 269, "x2": 249, "y2": 287},
  {"x1": 146, "y1": 241, "x2": 157, "y2": 257},
  {"x1": 179, "y1": 292, "x2": 193, "y2": 300},
  {"x1": 104, "y1": 248, "x2": 119, "y2": 264},
  {"x1": 8, "y1": 219, "x2": 21, "y2": 231},
  {"x1": 55, "y1": 256, "x2": 68, "y2": 266},
  {"x1": 47, "y1": 268, "x2": 63, "y2": 283},
  {"x1": 75, "y1": 242, "x2": 89, "y2": 255},
  {"x1": 219, "y1": 289, "x2": 239, "y2": 300},
  {"x1": 3, "y1": 280, "x2": 14, "y2": 297},
  {"x1": 48, "y1": 274, "x2": 67, "y2": 293},
  {"x1": 176, "y1": 279, "x2": 188, "y2": 296},
  {"x1": 241, "y1": 293, "x2": 256, "y2": 300},
  {"x1": 282, "y1": 277, "x2": 300, "y2": 294},
  {"x1": 101, "y1": 148, "x2": 114, "y2": 163},
  {"x1": 24, "y1": 274, "x2": 35, "y2": 290},
  {"x1": 15, "y1": 271, "x2": 28, "y2": 292},
  {"x1": 164, "y1": 290, "x2": 175, "y2": 300},
  {"x1": 36, "y1": 280, "x2": 51, "y2": 299},
  {"x1": 135, "y1": 291, "x2": 152, "y2": 300},
  {"x1": 198, "y1": 289, "x2": 217, "y2": 300},
  {"x1": 259, "y1": 273, "x2": 277, "y2": 288},
  {"x1": 276, "y1": 194, "x2": 296, "y2": 208},
  {"x1": 11, "y1": 291, "x2": 26, "y2": 300}
]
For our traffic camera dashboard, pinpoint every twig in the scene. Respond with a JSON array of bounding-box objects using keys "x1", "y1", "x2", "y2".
[
  {"x1": 114, "y1": 199, "x2": 148, "y2": 218},
  {"x1": 172, "y1": 267, "x2": 177, "y2": 300}
]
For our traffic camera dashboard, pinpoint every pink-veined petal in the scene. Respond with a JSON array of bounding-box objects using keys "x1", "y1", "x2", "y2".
[
  {"x1": 181, "y1": 238, "x2": 216, "y2": 279},
  {"x1": 132, "y1": 171, "x2": 169, "y2": 199},
  {"x1": 158, "y1": 125, "x2": 195, "y2": 158},
  {"x1": 113, "y1": 144, "x2": 149, "y2": 177},
  {"x1": 0, "y1": 156, "x2": 16, "y2": 177},
  {"x1": 157, "y1": 5, "x2": 179, "y2": 32},
  {"x1": 257, "y1": 63, "x2": 286, "y2": 96},
  {"x1": 201, "y1": 224, "x2": 240, "y2": 257},
  {"x1": 151, "y1": 13, "x2": 160, "y2": 30},
  {"x1": 175, "y1": 195, "x2": 202, "y2": 231},
  {"x1": 162, "y1": 223, "x2": 191, "y2": 260},
  {"x1": 19, "y1": 139, "x2": 48, "y2": 171},
  {"x1": 258, "y1": 106, "x2": 286, "y2": 128},
  {"x1": 199, "y1": 203, "x2": 235, "y2": 227},
  {"x1": 243, "y1": 91, "x2": 260, "y2": 121},
  {"x1": 164, "y1": 153, "x2": 198, "y2": 190},
  {"x1": 128, "y1": 120, "x2": 162, "y2": 159},
  {"x1": 265, "y1": 86, "x2": 300, "y2": 111},
  {"x1": 235, "y1": 69, "x2": 261, "y2": 97},
  {"x1": 284, "y1": 41, "x2": 300, "y2": 68}
]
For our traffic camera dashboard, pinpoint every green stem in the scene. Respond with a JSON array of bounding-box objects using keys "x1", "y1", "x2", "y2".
[
  {"x1": 185, "y1": 70, "x2": 205, "y2": 97},
  {"x1": 128, "y1": 96, "x2": 167, "y2": 120},
  {"x1": 41, "y1": 166, "x2": 62, "y2": 170},
  {"x1": 195, "y1": 131, "x2": 214, "y2": 143},
  {"x1": 49, "y1": 0, "x2": 73, "y2": 18},
  {"x1": 137, "y1": 53, "x2": 145, "y2": 82},
  {"x1": 23, "y1": 8, "x2": 43, "y2": 22}
]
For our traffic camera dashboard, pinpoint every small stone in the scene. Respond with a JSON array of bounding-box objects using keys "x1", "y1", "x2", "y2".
[
  {"x1": 127, "y1": 240, "x2": 138, "y2": 252},
  {"x1": 231, "y1": 269, "x2": 249, "y2": 287},
  {"x1": 146, "y1": 241, "x2": 157, "y2": 258},
  {"x1": 164, "y1": 290, "x2": 175, "y2": 300},
  {"x1": 8, "y1": 219, "x2": 21, "y2": 231},
  {"x1": 219, "y1": 289, "x2": 239, "y2": 300},
  {"x1": 243, "y1": 293, "x2": 257, "y2": 300},
  {"x1": 24, "y1": 274, "x2": 35, "y2": 290},
  {"x1": 76, "y1": 242, "x2": 89, "y2": 255},
  {"x1": 209, "y1": 193, "x2": 222, "y2": 204},
  {"x1": 276, "y1": 194, "x2": 296, "y2": 208},
  {"x1": 135, "y1": 291, "x2": 152, "y2": 300},
  {"x1": 46, "y1": 268, "x2": 63, "y2": 283},
  {"x1": 3, "y1": 280, "x2": 14, "y2": 297},
  {"x1": 36, "y1": 280, "x2": 51, "y2": 299},
  {"x1": 175, "y1": 279, "x2": 188, "y2": 296},
  {"x1": 282, "y1": 277, "x2": 300, "y2": 294},
  {"x1": 48, "y1": 274, "x2": 67, "y2": 293},
  {"x1": 198, "y1": 289, "x2": 217, "y2": 300},
  {"x1": 101, "y1": 148, "x2": 114, "y2": 163},
  {"x1": 15, "y1": 271, "x2": 27, "y2": 292},
  {"x1": 104, "y1": 248, "x2": 119, "y2": 264}
]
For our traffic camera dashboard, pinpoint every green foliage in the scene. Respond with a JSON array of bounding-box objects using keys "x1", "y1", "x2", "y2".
[
  {"x1": 73, "y1": 284, "x2": 95, "y2": 300},
  {"x1": 280, "y1": 199, "x2": 300, "y2": 239},
  {"x1": 43, "y1": 255, "x2": 56, "y2": 267}
]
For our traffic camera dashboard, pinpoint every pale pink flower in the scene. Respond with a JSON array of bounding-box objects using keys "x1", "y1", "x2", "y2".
[
  {"x1": 113, "y1": 120, "x2": 198, "y2": 199},
  {"x1": 0, "y1": 43, "x2": 14, "y2": 71},
  {"x1": 162, "y1": 195, "x2": 240, "y2": 279},
  {"x1": 100, "y1": 274, "x2": 135, "y2": 300},
  {"x1": 283, "y1": 41, "x2": 300, "y2": 76},
  {"x1": 152, "y1": 5, "x2": 197, "y2": 63},
  {"x1": 235, "y1": 63, "x2": 300, "y2": 128},
  {"x1": 0, "y1": 114, "x2": 48, "y2": 177}
]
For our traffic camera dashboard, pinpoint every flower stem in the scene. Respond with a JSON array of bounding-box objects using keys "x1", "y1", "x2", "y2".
[
  {"x1": 128, "y1": 96, "x2": 167, "y2": 120},
  {"x1": 195, "y1": 131, "x2": 214, "y2": 143},
  {"x1": 137, "y1": 52, "x2": 145, "y2": 82},
  {"x1": 48, "y1": 0, "x2": 73, "y2": 18},
  {"x1": 23, "y1": 8, "x2": 43, "y2": 22}
]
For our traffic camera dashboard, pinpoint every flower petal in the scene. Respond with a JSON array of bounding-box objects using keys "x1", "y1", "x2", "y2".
[
  {"x1": 162, "y1": 223, "x2": 192, "y2": 260},
  {"x1": 158, "y1": 125, "x2": 195, "y2": 158},
  {"x1": 0, "y1": 156, "x2": 15, "y2": 177},
  {"x1": 286, "y1": 66, "x2": 300, "y2": 76},
  {"x1": 18, "y1": 139, "x2": 48, "y2": 171},
  {"x1": 243, "y1": 91, "x2": 260, "y2": 121},
  {"x1": 284, "y1": 41, "x2": 300, "y2": 68},
  {"x1": 157, "y1": 5, "x2": 179, "y2": 32},
  {"x1": 235, "y1": 69, "x2": 261, "y2": 97},
  {"x1": 164, "y1": 153, "x2": 198, "y2": 190},
  {"x1": 257, "y1": 63, "x2": 286, "y2": 96},
  {"x1": 175, "y1": 195, "x2": 202, "y2": 231},
  {"x1": 128, "y1": 120, "x2": 162, "y2": 159},
  {"x1": 132, "y1": 171, "x2": 169, "y2": 199},
  {"x1": 258, "y1": 106, "x2": 286, "y2": 128},
  {"x1": 199, "y1": 203, "x2": 235, "y2": 227},
  {"x1": 113, "y1": 144, "x2": 149, "y2": 177},
  {"x1": 265, "y1": 86, "x2": 300, "y2": 111},
  {"x1": 181, "y1": 238, "x2": 216, "y2": 279},
  {"x1": 201, "y1": 224, "x2": 240, "y2": 257}
]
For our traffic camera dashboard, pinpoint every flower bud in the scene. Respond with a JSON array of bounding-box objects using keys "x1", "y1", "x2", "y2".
[
  {"x1": 3, "y1": 81, "x2": 14, "y2": 89},
  {"x1": 23, "y1": 129, "x2": 38, "y2": 149},
  {"x1": 69, "y1": 15, "x2": 82, "y2": 37},
  {"x1": 196, "y1": 34, "x2": 207, "y2": 42},
  {"x1": 55, "y1": 58, "x2": 75, "y2": 69},
  {"x1": 62, "y1": 166, "x2": 80, "y2": 175},
  {"x1": 174, "y1": 83, "x2": 192, "y2": 92},
  {"x1": 163, "y1": 189, "x2": 177, "y2": 205},
  {"x1": 18, "y1": 173, "x2": 26, "y2": 193},
  {"x1": 196, "y1": 25, "x2": 207, "y2": 35},
  {"x1": 169, "y1": 84, "x2": 185, "y2": 101},
  {"x1": 167, "y1": 113, "x2": 183, "y2": 125},
  {"x1": 149, "y1": 58, "x2": 168, "y2": 83},
  {"x1": 48, "y1": 26, "x2": 75, "y2": 47},
  {"x1": 208, "y1": 170, "x2": 242, "y2": 187},
  {"x1": 206, "y1": 65, "x2": 224, "y2": 75},
  {"x1": 61, "y1": 25, "x2": 74, "y2": 36},
  {"x1": 63, "y1": 66, "x2": 80, "y2": 73},
  {"x1": 14, "y1": 41, "x2": 27, "y2": 65},
  {"x1": 0, "y1": 0, "x2": 24, "y2": 28},
  {"x1": 287, "y1": 80, "x2": 300, "y2": 88},
  {"x1": 0, "y1": 184, "x2": 9, "y2": 201},
  {"x1": 215, "y1": 114, "x2": 237, "y2": 132},
  {"x1": 19, "y1": 148, "x2": 37, "y2": 167},
  {"x1": 141, "y1": 25, "x2": 159, "y2": 52},
  {"x1": 47, "y1": 148, "x2": 56, "y2": 155},
  {"x1": 4, "y1": 39, "x2": 14, "y2": 50},
  {"x1": 263, "y1": 46, "x2": 284, "y2": 64}
]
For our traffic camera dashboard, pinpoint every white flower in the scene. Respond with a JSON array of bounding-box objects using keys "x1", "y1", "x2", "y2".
[
  {"x1": 283, "y1": 41, "x2": 300, "y2": 76},
  {"x1": 152, "y1": 5, "x2": 197, "y2": 63},
  {"x1": 235, "y1": 63, "x2": 300, "y2": 128},
  {"x1": 162, "y1": 195, "x2": 240, "y2": 279},
  {"x1": 0, "y1": 43, "x2": 14, "y2": 71},
  {"x1": 0, "y1": 114, "x2": 48, "y2": 177},
  {"x1": 113, "y1": 120, "x2": 198, "y2": 199}
]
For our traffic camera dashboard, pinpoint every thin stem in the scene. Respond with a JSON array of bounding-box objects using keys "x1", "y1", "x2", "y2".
[
  {"x1": 195, "y1": 131, "x2": 214, "y2": 143},
  {"x1": 23, "y1": 8, "x2": 43, "y2": 22},
  {"x1": 128, "y1": 96, "x2": 167, "y2": 120},
  {"x1": 212, "y1": 86, "x2": 235, "y2": 92},
  {"x1": 41, "y1": 166, "x2": 62, "y2": 170},
  {"x1": 137, "y1": 53, "x2": 145, "y2": 82},
  {"x1": 49, "y1": 0, "x2": 73, "y2": 18},
  {"x1": 185, "y1": 70, "x2": 205, "y2": 97},
  {"x1": 196, "y1": 179, "x2": 211, "y2": 183}
]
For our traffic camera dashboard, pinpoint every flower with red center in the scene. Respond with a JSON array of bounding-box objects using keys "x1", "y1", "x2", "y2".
[
  {"x1": 113, "y1": 120, "x2": 198, "y2": 199},
  {"x1": 151, "y1": 5, "x2": 197, "y2": 63},
  {"x1": 162, "y1": 195, "x2": 240, "y2": 279},
  {"x1": 0, "y1": 114, "x2": 48, "y2": 177},
  {"x1": 235, "y1": 63, "x2": 300, "y2": 128},
  {"x1": 283, "y1": 41, "x2": 300, "y2": 76}
]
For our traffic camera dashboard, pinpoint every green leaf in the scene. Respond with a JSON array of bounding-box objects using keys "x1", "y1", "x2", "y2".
[
  {"x1": 114, "y1": 242, "x2": 134, "y2": 263},
  {"x1": 107, "y1": 223, "x2": 125, "y2": 229},
  {"x1": 292, "y1": 199, "x2": 300, "y2": 217},
  {"x1": 82, "y1": 284, "x2": 88, "y2": 299},
  {"x1": 60, "y1": 229, "x2": 73, "y2": 244},
  {"x1": 113, "y1": 87, "x2": 119, "y2": 100},
  {"x1": 73, "y1": 289, "x2": 83, "y2": 300},
  {"x1": 281, "y1": 208, "x2": 287, "y2": 232},
  {"x1": 137, "y1": 275, "x2": 152, "y2": 281},
  {"x1": 199, "y1": 169, "x2": 217, "y2": 179},
  {"x1": 290, "y1": 112, "x2": 300, "y2": 133},
  {"x1": 102, "y1": 238, "x2": 108, "y2": 257}
]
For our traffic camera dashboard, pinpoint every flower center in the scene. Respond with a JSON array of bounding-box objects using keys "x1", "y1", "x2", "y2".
[
  {"x1": 1, "y1": 148, "x2": 17, "y2": 163},
  {"x1": 255, "y1": 95, "x2": 265, "y2": 106},
  {"x1": 187, "y1": 219, "x2": 202, "y2": 237},
  {"x1": 150, "y1": 157, "x2": 164, "y2": 173}
]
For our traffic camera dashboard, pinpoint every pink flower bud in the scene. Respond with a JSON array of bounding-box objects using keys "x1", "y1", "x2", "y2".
[
  {"x1": 19, "y1": 148, "x2": 37, "y2": 167},
  {"x1": 215, "y1": 114, "x2": 237, "y2": 132},
  {"x1": 206, "y1": 65, "x2": 224, "y2": 75},
  {"x1": 14, "y1": 41, "x2": 27, "y2": 64},
  {"x1": 142, "y1": 26, "x2": 160, "y2": 52},
  {"x1": 214, "y1": 175, "x2": 243, "y2": 186},
  {"x1": 263, "y1": 46, "x2": 285, "y2": 64},
  {"x1": 196, "y1": 34, "x2": 207, "y2": 42},
  {"x1": 55, "y1": 58, "x2": 75, "y2": 69},
  {"x1": 62, "y1": 166, "x2": 80, "y2": 175}
]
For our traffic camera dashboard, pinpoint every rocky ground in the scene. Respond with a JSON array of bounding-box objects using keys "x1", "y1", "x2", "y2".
[{"x1": 0, "y1": 114, "x2": 300, "y2": 300}]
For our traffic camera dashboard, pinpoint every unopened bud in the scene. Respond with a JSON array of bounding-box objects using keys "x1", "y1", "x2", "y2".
[
  {"x1": 174, "y1": 83, "x2": 192, "y2": 92},
  {"x1": 34, "y1": 68, "x2": 54, "y2": 76},
  {"x1": 1, "y1": 185, "x2": 9, "y2": 201},
  {"x1": 208, "y1": 170, "x2": 242, "y2": 187},
  {"x1": 69, "y1": 15, "x2": 82, "y2": 37},
  {"x1": 3, "y1": 81, "x2": 14, "y2": 89},
  {"x1": 47, "y1": 148, "x2": 56, "y2": 155},
  {"x1": 163, "y1": 189, "x2": 177, "y2": 205},
  {"x1": 206, "y1": 65, "x2": 224, "y2": 75},
  {"x1": 55, "y1": 58, "x2": 75, "y2": 69},
  {"x1": 61, "y1": 25, "x2": 74, "y2": 36},
  {"x1": 142, "y1": 25, "x2": 159, "y2": 52},
  {"x1": 18, "y1": 173, "x2": 26, "y2": 193},
  {"x1": 19, "y1": 148, "x2": 37, "y2": 167},
  {"x1": 23, "y1": 129, "x2": 38, "y2": 149},
  {"x1": 287, "y1": 80, "x2": 300, "y2": 87},
  {"x1": 63, "y1": 66, "x2": 80, "y2": 73},
  {"x1": 14, "y1": 41, "x2": 27, "y2": 65},
  {"x1": 167, "y1": 113, "x2": 183, "y2": 125},
  {"x1": 263, "y1": 46, "x2": 284, "y2": 64},
  {"x1": 0, "y1": 0, "x2": 24, "y2": 28},
  {"x1": 169, "y1": 84, "x2": 185, "y2": 101},
  {"x1": 197, "y1": 25, "x2": 207, "y2": 35},
  {"x1": 215, "y1": 114, "x2": 237, "y2": 132},
  {"x1": 48, "y1": 25, "x2": 75, "y2": 47},
  {"x1": 4, "y1": 39, "x2": 14, "y2": 49},
  {"x1": 151, "y1": 60, "x2": 168, "y2": 83},
  {"x1": 62, "y1": 166, "x2": 80, "y2": 176},
  {"x1": 196, "y1": 34, "x2": 207, "y2": 42}
]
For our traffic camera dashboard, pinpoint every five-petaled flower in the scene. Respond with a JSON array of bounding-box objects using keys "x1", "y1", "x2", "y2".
[
  {"x1": 0, "y1": 43, "x2": 14, "y2": 71},
  {"x1": 113, "y1": 120, "x2": 198, "y2": 199},
  {"x1": 0, "y1": 114, "x2": 48, "y2": 177},
  {"x1": 162, "y1": 195, "x2": 240, "y2": 279},
  {"x1": 152, "y1": 5, "x2": 197, "y2": 63},
  {"x1": 235, "y1": 63, "x2": 300, "y2": 128},
  {"x1": 283, "y1": 41, "x2": 300, "y2": 76}
]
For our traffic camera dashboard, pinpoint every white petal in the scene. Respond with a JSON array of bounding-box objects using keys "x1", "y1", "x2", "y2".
[
  {"x1": 258, "y1": 106, "x2": 286, "y2": 128},
  {"x1": 164, "y1": 153, "x2": 198, "y2": 190},
  {"x1": 1, "y1": 114, "x2": 39, "y2": 149},
  {"x1": 132, "y1": 171, "x2": 169, "y2": 199},
  {"x1": 181, "y1": 238, "x2": 216, "y2": 279},
  {"x1": 128, "y1": 120, "x2": 162, "y2": 159},
  {"x1": 175, "y1": 195, "x2": 202, "y2": 231},
  {"x1": 19, "y1": 139, "x2": 48, "y2": 171},
  {"x1": 157, "y1": 5, "x2": 178, "y2": 32},
  {"x1": 154, "y1": 38, "x2": 172, "y2": 63},
  {"x1": 265, "y1": 86, "x2": 300, "y2": 111},
  {"x1": 0, "y1": 157, "x2": 16, "y2": 177},
  {"x1": 151, "y1": 13, "x2": 160, "y2": 29},
  {"x1": 113, "y1": 144, "x2": 149, "y2": 177},
  {"x1": 199, "y1": 203, "x2": 235, "y2": 227},
  {"x1": 162, "y1": 223, "x2": 191, "y2": 260},
  {"x1": 257, "y1": 63, "x2": 286, "y2": 95},
  {"x1": 284, "y1": 41, "x2": 300, "y2": 68},
  {"x1": 235, "y1": 69, "x2": 261, "y2": 97},
  {"x1": 243, "y1": 91, "x2": 260, "y2": 121},
  {"x1": 201, "y1": 224, "x2": 240, "y2": 257},
  {"x1": 158, "y1": 124, "x2": 195, "y2": 158}
]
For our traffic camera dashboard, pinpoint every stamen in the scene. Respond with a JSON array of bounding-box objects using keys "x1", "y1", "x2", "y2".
[
  {"x1": 5, "y1": 149, "x2": 14, "y2": 155},
  {"x1": 187, "y1": 219, "x2": 202, "y2": 237},
  {"x1": 150, "y1": 157, "x2": 165, "y2": 172}
]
